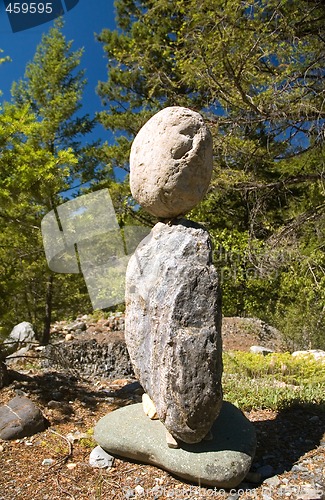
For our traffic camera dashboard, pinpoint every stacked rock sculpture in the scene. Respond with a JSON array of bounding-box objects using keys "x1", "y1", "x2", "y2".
[
  {"x1": 126, "y1": 107, "x2": 222, "y2": 444},
  {"x1": 95, "y1": 106, "x2": 256, "y2": 488}
]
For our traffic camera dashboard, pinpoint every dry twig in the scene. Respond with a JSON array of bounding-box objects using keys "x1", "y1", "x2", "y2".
[{"x1": 48, "y1": 429, "x2": 73, "y2": 468}]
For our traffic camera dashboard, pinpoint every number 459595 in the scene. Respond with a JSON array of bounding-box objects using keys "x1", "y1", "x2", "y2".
[{"x1": 6, "y1": 3, "x2": 53, "y2": 14}]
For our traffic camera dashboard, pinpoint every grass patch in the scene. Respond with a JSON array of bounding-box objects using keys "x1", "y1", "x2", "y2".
[
  {"x1": 79, "y1": 428, "x2": 96, "y2": 449},
  {"x1": 222, "y1": 351, "x2": 325, "y2": 411}
]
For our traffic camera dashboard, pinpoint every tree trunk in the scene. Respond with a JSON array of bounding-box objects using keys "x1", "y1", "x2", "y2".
[
  {"x1": 42, "y1": 274, "x2": 54, "y2": 345},
  {"x1": 0, "y1": 361, "x2": 8, "y2": 389}
]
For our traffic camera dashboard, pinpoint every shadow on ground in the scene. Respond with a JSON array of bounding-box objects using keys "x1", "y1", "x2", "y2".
[
  {"x1": 6, "y1": 369, "x2": 142, "y2": 411},
  {"x1": 4, "y1": 369, "x2": 325, "y2": 483},
  {"x1": 251, "y1": 404, "x2": 325, "y2": 476}
]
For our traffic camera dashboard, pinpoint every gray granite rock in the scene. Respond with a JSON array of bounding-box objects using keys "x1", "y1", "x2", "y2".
[
  {"x1": 1, "y1": 322, "x2": 36, "y2": 360},
  {"x1": 94, "y1": 402, "x2": 256, "y2": 488},
  {"x1": 89, "y1": 446, "x2": 115, "y2": 469},
  {"x1": 125, "y1": 219, "x2": 222, "y2": 444},
  {"x1": 0, "y1": 396, "x2": 47, "y2": 440},
  {"x1": 130, "y1": 106, "x2": 213, "y2": 218},
  {"x1": 250, "y1": 345, "x2": 274, "y2": 355}
]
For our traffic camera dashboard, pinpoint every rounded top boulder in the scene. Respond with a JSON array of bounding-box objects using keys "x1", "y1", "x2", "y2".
[{"x1": 130, "y1": 106, "x2": 213, "y2": 218}]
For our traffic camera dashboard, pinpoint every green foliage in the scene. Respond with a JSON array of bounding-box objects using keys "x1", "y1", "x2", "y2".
[
  {"x1": 206, "y1": 228, "x2": 280, "y2": 317},
  {"x1": 79, "y1": 437, "x2": 97, "y2": 449},
  {"x1": 96, "y1": 0, "x2": 325, "y2": 347},
  {"x1": 97, "y1": 0, "x2": 324, "y2": 163},
  {"x1": 79, "y1": 428, "x2": 96, "y2": 449},
  {"x1": 1, "y1": 3, "x2": 324, "y2": 350},
  {"x1": 273, "y1": 242, "x2": 325, "y2": 350},
  {"x1": 223, "y1": 351, "x2": 325, "y2": 411},
  {"x1": 11, "y1": 17, "x2": 100, "y2": 191},
  {"x1": 0, "y1": 20, "x2": 99, "y2": 340},
  {"x1": 0, "y1": 49, "x2": 10, "y2": 66},
  {"x1": 0, "y1": 102, "x2": 75, "y2": 203}
]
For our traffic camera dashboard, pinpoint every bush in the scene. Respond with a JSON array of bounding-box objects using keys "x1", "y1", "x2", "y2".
[{"x1": 222, "y1": 351, "x2": 325, "y2": 411}]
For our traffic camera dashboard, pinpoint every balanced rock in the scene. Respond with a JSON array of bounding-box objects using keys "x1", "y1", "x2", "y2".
[
  {"x1": 94, "y1": 402, "x2": 256, "y2": 488},
  {"x1": 125, "y1": 219, "x2": 222, "y2": 443},
  {"x1": 130, "y1": 106, "x2": 213, "y2": 218},
  {"x1": 292, "y1": 349, "x2": 325, "y2": 363},
  {"x1": 0, "y1": 396, "x2": 47, "y2": 440}
]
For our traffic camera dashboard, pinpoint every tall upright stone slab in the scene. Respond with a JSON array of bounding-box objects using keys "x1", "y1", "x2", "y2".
[{"x1": 125, "y1": 219, "x2": 223, "y2": 443}]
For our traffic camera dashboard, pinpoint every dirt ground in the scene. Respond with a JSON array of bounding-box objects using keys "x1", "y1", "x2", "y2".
[{"x1": 0, "y1": 326, "x2": 324, "y2": 500}]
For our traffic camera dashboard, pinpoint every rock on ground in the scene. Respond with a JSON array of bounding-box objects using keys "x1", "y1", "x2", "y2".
[
  {"x1": 89, "y1": 445, "x2": 115, "y2": 469},
  {"x1": 130, "y1": 106, "x2": 213, "y2": 218},
  {"x1": 125, "y1": 219, "x2": 222, "y2": 443},
  {"x1": 222, "y1": 317, "x2": 284, "y2": 352},
  {"x1": 250, "y1": 346, "x2": 274, "y2": 355},
  {"x1": 0, "y1": 396, "x2": 47, "y2": 440},
  {"x1": 94, "y1": 402, "x2": 256, "y2": 488},
  {"x1": 43, "y1": 331, "x2": 133, "y2": 378},
  {"x1": 2, "y1": 322, "x2": 36, "y2": 359},
  {"x1": 292, "y1": 350, "x2": 325, "y2": 362}
]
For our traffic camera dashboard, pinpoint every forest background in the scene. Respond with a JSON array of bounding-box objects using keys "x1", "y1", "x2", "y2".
[{"x1": 0, "y1": 0, "x2": 324, "y2": 350}]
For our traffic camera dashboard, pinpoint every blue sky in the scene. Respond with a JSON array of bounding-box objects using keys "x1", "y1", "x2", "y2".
[{"x1": 0, "y1": 0, "x2": 117, "y2": 145}]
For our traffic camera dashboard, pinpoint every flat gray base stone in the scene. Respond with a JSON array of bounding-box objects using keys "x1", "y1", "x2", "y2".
[{"x1": 94, "y1": 401, "x2": 256, "y2": 488}]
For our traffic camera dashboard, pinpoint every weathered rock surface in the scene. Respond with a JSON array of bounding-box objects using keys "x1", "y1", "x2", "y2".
[
  {"x1": 94, "y1": 402, "x2": 256, "y2": 488},
  {"x1": 125, "y1": 219, "x2": 222, "y2": 443},
  {"x1": 0, "y1": 396, "x2": 47, "y2": 440},
  {"x1": 1, "y1": 322, "x2": 36, "y2": 360},
  {"x1": 250, "y1": 345, "x2": 274, "y2": 355},
  {"x1": 43, "y1": 331, "x2": 133, "y2": 378},
  {"x1": 130, "y1": 106, "x2": 213, "y2": 218},
  {"x1": 89, "y1": 446, "x2": 115, "y2": 469},
  {"x1": 142, "y1": 393, "x2": 158, "y2": 420}
]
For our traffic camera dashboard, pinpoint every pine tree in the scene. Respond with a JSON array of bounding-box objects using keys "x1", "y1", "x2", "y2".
[
  {"x1": 96, "y1": 0, "x2": 325, "y2": 346},
  {"x1": 11, "y1": 17, "x2": 99, "y2": 201},
  {"x1": 1, "y1": 19, "x2": 98, "y2": 342}
]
